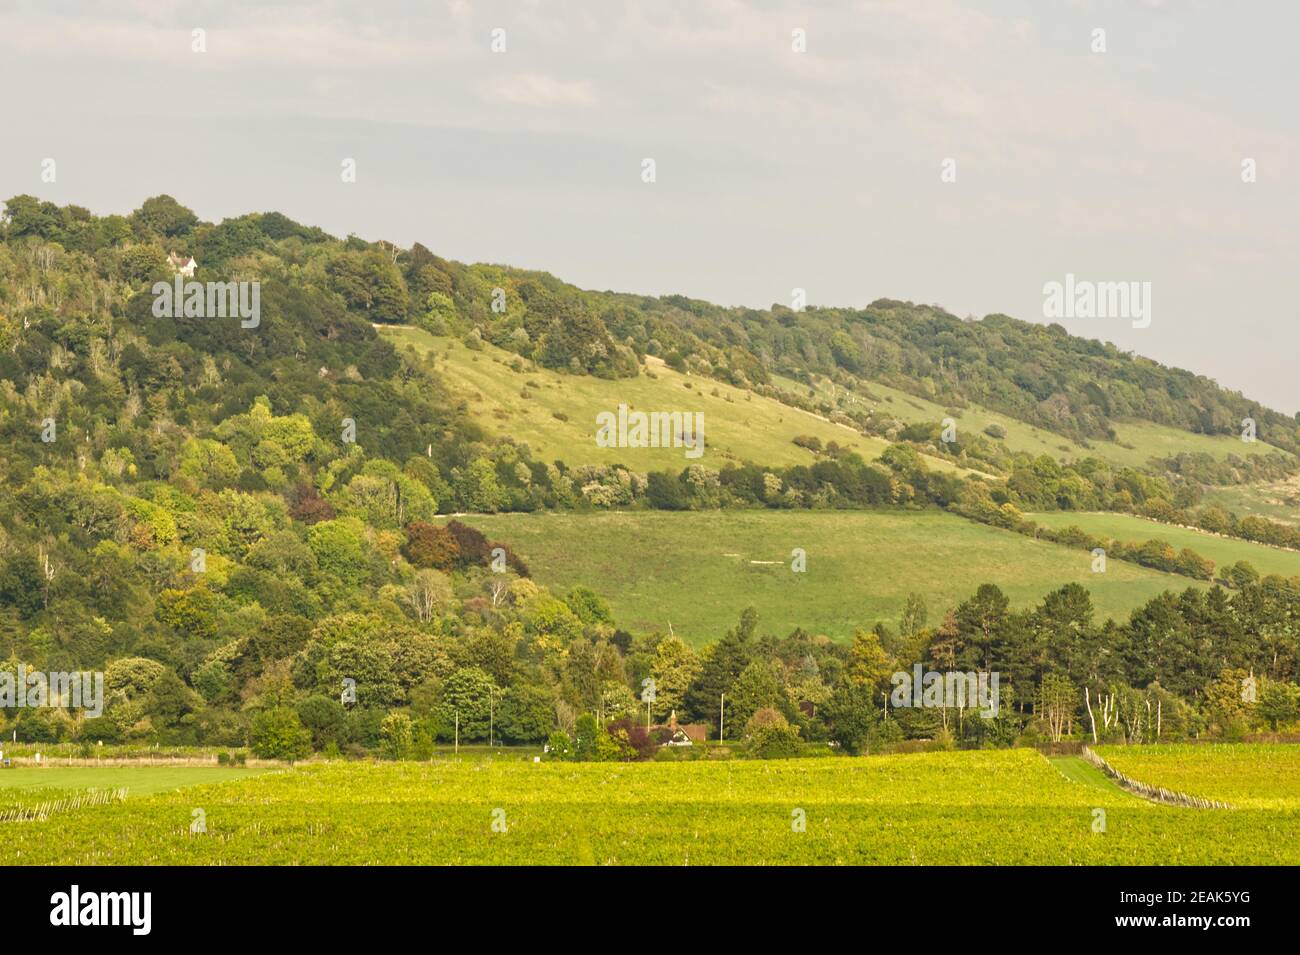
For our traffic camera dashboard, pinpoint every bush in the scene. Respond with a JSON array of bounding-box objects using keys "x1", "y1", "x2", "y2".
[
  {"x1": 546, "y1": 730, "x2": 574, "y2": 760},
  {"x1": 746, "y1": 707, "x2": 802, "y2": 759},
  {"x1": 249, "y1": 707, "x2": 312, "y2": 761},
  {"x1": 380, "y1": 712, "x2": 415, "y2": 760}
]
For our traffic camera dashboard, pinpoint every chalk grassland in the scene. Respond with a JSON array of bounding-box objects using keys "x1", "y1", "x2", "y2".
[
  {"x1": 775, "y1": 373, "x2": 1290, "y2": 472},
  {"x1": 1203, "y1": 476, "x2": 1300, "y2": 526},
  {"x1": 457, "y1": 510, "x2": 1202, "y2": 643},
  {"x1": 7, "y1": 749, "x2": 1297, "y2": 865},
  {"x1": 380, "y1": 327, "x2": 970, "y2": 474},
  {"x1": 1094, "y1": 744, "x2": 1300, "y2": 809},
  {"x1": 1027, "y1": 511, "x2": 1300, "y2": 579}
]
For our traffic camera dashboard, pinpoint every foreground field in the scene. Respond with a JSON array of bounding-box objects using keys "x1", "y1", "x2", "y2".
[
  {"x1": 1029, "y1": 511, "x2": 1300, "y2": 579},
  {"x1": 458, "y1": 510, "x2": 1199, "y2": 642},
  {"x1": 6, "y1": 748, "x2": 1296, "y2": 865}
]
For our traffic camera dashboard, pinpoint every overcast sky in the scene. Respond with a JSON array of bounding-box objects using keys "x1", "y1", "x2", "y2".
[{"x1": 2, "y1": 0, "x2": 1297, "y2": 413}]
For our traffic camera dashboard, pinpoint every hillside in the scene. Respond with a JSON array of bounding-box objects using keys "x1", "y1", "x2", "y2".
[
  {"x1": 382, "y1": 325, "x2": 975, "y2": 475},
  {"x1": 1, "y1": 193, "x2": 1298, "y2": 758},
  {"x1": 784, "y1": 371, "x2": 1291, "y2": 474}
]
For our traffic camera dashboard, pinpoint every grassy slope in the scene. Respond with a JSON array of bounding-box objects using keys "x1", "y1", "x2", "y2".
[
  {"x1": 1203, "y1": 475, "x2": 1300, "y2": 526},
  {"x1": 777, "y1": 373, "x2": 1290, "y2": 472},
  {"x1": 1028, "y1": 511, "x2": 1300, "y2": 578},
  {"x1": 382, "y1": 326, "x2": 969, "y2": 473},
  {"x1": 12, "y1": 750, "x2": 1296, "y2": 865},
  {"x1": 460, "y1": 510, "x2": 1202, "y2": 642}
]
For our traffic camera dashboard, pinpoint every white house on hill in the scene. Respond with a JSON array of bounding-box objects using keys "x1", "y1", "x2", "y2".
[{"x1": 167, "y1": 252, "x2": 197, "y2": 277}]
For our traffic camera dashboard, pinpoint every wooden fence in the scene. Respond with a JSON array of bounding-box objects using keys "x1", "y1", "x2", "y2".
[{"x1": 1081, "y1": 746, "x2": 1232, "y2": 809}]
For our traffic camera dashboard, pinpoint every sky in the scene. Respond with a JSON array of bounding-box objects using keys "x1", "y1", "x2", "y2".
[{"x1": 2, "y1": 0, "x2": 1297, "y2": 413}]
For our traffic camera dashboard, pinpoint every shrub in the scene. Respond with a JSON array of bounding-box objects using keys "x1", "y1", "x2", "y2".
[
  {"x1": 746, "y1": 707, "x2": 802, "y2": 759},
  {"x1": 249, "y1": 707, "x2": 312, "y2": 761}
]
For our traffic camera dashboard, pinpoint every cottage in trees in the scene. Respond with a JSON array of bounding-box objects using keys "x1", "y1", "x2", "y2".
[{"x1": 167, "y1": 252, "x2": 197, "y2": 277}]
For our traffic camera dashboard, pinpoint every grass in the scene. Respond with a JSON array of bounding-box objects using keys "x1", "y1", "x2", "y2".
[
  {"x1": 0, "y1": 766, "x2": 268, "y2": 798},
  {"x1": 1046, "y1": 755, "x2": 1131, "y2": 796},
  {"x1": 10, "y1": 748, "x2": 1297, "y2": 865},
  {"x1": 773, "y1": 373, "x2": 1290, "y2": 472},
  {"x1": 1028, "y1": 511, "x2": 1300, "y2": 579},
  {"x1": 381, "y1": 326, "x2": 969, "y2": 474},
  {"x1": 459, "y1": 509, "x2": 1203, "y2": 642},
  {"x1": 1203, "y1": 476, "x2": 1300, "y2": 526}
]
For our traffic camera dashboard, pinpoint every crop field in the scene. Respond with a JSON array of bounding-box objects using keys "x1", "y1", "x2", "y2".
[
  {"x1": 381, "y1": 327, "x2": 969, "y2": 474},
  {"x1": 1028, "y1": 511, "x2": 1300, "y2": 579},
  {"x1": 6, "y1": 748, "x2": 1296, "y2": 865},
  {"x1": 1095, "y1": 744, "x2": 1300, "y2": 808},
  {"x1": 456, "y1": 510, "x2": 1199, "y2": 642}
]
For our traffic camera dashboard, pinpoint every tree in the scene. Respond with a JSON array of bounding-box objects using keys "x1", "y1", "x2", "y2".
[
  {"x1": 133, "y1": 195, "x2": 198, "y2": 238},
  {"x1": 438, "y1": 667, "x2": 497, "y2": 740},
  {"x1": 648, "y1": 635, "x2": 700, "y2": 721},
  {"x1": 845, "y1": 628, "x2": 893, "y2": 690},
  {"x1": 565, "y1": 586, "x2": 614, "y2": 627},
  {"x1": 825, "y1": 681, "x2": 878, "y2": 755},
  {"x1": 955, "y1": 583, "x2": 1010, "y2": 671},
  {"x1": 1038, "y1": 674, "x2": 1077, "y2": 742},
  {"x1": 406, "y1": 568, "x2": 452, "y2": 623},
  {"x1": 900, "y1": 592, "x2": 927, "y2": 639},
  {"x1": 250, "y1": 707, "x2": 313, "y2": 760},
  {"x1": 1256, "y1": 679, "x2": 1299, "y2": 732},
  {"x1": 498, "y1": 683, "x2": 555, "y2": 743},
  {"x1": 728, "y1": 659, "x2": 786, "y2": 728},
  {"x1": 403, "y1": 522, "x2": 460, "y2": 570},
  {"x1": 746, "y1": 707, "x2": 802, "y2": 758},
  {"x1": 684, "y1": 608, "x2": 757, "y2": 723},
  {"x1": 380, "y1": 712, "x2": 415, "y2": 759},
  {"x1": 298, "y1": 695, "x2": 348, "y2": 750}
]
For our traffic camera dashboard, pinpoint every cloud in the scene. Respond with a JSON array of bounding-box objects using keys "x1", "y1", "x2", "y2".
[{"x1": 482, "y1": 73, "x2": 598, "y2": 108}]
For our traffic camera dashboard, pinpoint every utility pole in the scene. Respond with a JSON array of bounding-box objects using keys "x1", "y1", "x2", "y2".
[
  {"x1": 454, "y1": 710, "x2": 459, "y2": 755},
  {"x1": 719, "y1": 693, "x2": 725, "y2": 744},
  {"x1": 489, "y1": 689, "x2": 495, "y2": 748}
]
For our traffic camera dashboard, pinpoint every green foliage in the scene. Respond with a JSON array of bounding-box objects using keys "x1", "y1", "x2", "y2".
[{"x1": 249, "y1": 707, "x2": 312, "y2": 761}]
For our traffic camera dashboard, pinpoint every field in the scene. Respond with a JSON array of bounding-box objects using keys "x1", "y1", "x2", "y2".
[
  {"x1": 1028, "y1": 511, "x2": 1300, "y2": 579},
  {"x1": 1095, "y1": 744, "x2": 1300, "y2": 808},
  {"x1": 0, "y1": 766, "x2": 265, "y2": 800},
  {"x1": 6, "y1": 747, "x2": 1296, "y2": 865},
  {"x1": 458, "y1": 509, "x2": 1201, "y2": 642},
  {"x1": 381, "y1": 326, "x2": 969, "y2": 474}
]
